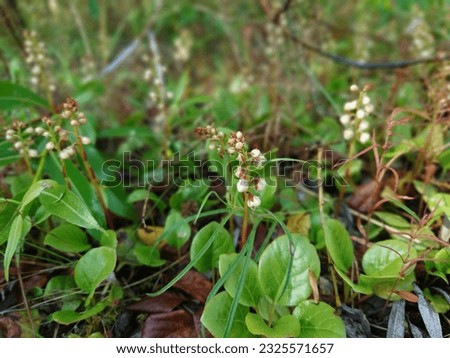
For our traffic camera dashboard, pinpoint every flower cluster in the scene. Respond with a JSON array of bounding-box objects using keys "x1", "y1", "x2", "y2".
[
  {"x1": 196, "y1": 125, "x2": 267, "y2": 209},
  {"x1": 230, "y1": 67, "x2": 255, "y2": 95},
  {"x1": 339, "y1": 84, "x2": 374, "y2": 144},
  {"x1": 173, "y1": 29, "x2": 193, "y2": 64},
  {"x1": 4, "y1": 120, "x2": 39, "y2": 159},
  {"x1": 406, "y1": 6, "x2": 435, "y2": 58},
  {"x1": 23, "y1": 30, "x2": 56, "y2": 93},
  {"x1": 264, "y1": 14, "x2": 287, "y2": 60}
]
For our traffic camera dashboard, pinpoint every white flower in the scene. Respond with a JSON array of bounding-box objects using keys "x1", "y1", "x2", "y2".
[
  {"x1": 359, "y1": 132, "x2": 370, "y2": 144},
  {"x1": 350, "y1": 84, "x2": 359, "y2": 92},
  {"x1": 227, "y1": 147, "x2": 236, "y2": 154},
  {"x1": 359, "y1": 120, "x2": 369, "y2": 131},
  {"x1": 343, "y1": 129, "x2": 354, "y2": 140},
  {"x1": 247, "y1": 195, "x2": 261, "y2": 209},
  {"x1": 45, "y1": 142, "x2": 55, "y2": 151},
  {"x1": 208, "y1": 143, "x2": 215, "y2": 150},
  {"x1": 250, "y1": 148, "x2": 261, "y2": 158},
  {"x1": 81, "y1": 136, "x2": 91, "y2": 145},
  {"x1": 66, "y1": 146, "x2": 76, "y2": 156},
  {"x1": 255, "y1": 178, "x2": 267, "y2": 192},
  {"x1": 356, "y1": 109, "x2": 365, "y2": 119},
  {"x1": 235, "y1": 131, "x2": 243, "y2": 139},
  {"x1": 344, "y1": 100, "x2": 357, "y2": 111},
  {"x1": 28, "y1": 149, "x2": 39, "y2": 157},
  {"x1": 70, "y1": 120, "x2": 79, "y2": 126},
  {"x1": 31, "y1": 65, "x2": 41, "y2": 75},
  {"x1": 235, "y1": 142, "x2": 244, "y2": 150},
  {"x1": 362, "y1": 95, "x2": 370, "y2": 105},
  {"x1": 234, "y1": 166, "x2": 244, "y2": 178},
  {"x1": 144, "y1": 69, "x2": 152, "y2": 81},
  {"x1": 35, "y1": 127, "x2": 44, "y2": 135},
  {"x1": 237, "y1": 179, "x2": 249, "y2": 193},
  {"x1": 25, "y1": 127, "x2": 34, "y2": 134},
  {"x1": 166, "y1": 91, "x2": 173, "y2": 99},
  {"x1": 59, "y1": 151, "x2": 69, "y2": 160},
  {"x1": 6, "y1": 129, "x2": 15, "y2": 136},
  {"x1": 339, "y1": 114, "x2": 351, "y2": 125},
  {"x1": 365, "y1": 103, "x2": 374, "y2": 113},
  {"x1": 14, "y1": 142, "x2": 22, "y2": 149}
]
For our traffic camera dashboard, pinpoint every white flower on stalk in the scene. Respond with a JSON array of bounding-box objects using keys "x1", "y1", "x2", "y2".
[
  {"x1": 250, "y1": 148, "x2": 261, "y2": 158},
  {"x1": 28, "y1": 149, "x2": 39, "y2": 157},
  {"x1": 344, "y1": 100, "x2": 357, "y2": 111},
  {"x1": 237, "y1": 179, "x2": 249, "y2": 193},
  {"x1": 255, "y1": 178, "x2": 267, "y2": 192},
  {"x1": 247, "y1": 195, "x2": 261, "y2": 209},
  {"x1": 359, "y1": 132, "x2": 370, "y2": 144},
  {"x1": 81, "y1": 136, "x2": 91, "y2": 145},
  {"x1": 343, "y1": 129, "x2": 354, "y2": 140},
  {"x1": 350, "y1": 84, "x2": 359, "y2": 92},
  {"x1": 356, "y1": 109, "x2": 365, "y2": 119},
  {"x1": 339, "y1": 114, "x2": 351, "y2": 125},
  {"x1": 358, "y1": 120, "x2": 369, "y2": 131},
  {"x1": 45, "y1": 142, "x2": 55, "y2": 151}
]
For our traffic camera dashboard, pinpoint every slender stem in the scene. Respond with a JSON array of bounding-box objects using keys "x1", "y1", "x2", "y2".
[
  {"x1": 74, "y1": 128, "x2": 113, "y2": 228},
  {"x1": 32, "y1": 150, "x2": 48, "y2": 184},
  {"x1": 267, "y1": 299, "x2": 277, "y2": 328},
  {"x1": 240, "y1": 192, "x2": 249, "y2": 250},
  {"x1": 15, "y1": 253, "x2": 36, "y2": 337}
]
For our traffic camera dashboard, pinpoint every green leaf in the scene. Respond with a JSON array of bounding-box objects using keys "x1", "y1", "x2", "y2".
[
  {"x1": 190, "y1": 221, "x2": 235, "y2": 272},
  {"x1": 201, "y1": 292, "x2": 252, "y2": 338},
  {"x1": 100, "y1": 230, "x2": 117, "y2": 249},
  {"x1": 44, "y1": 224, "x2": 91, "y2": 253},
  {"x1": 133, "y1": 243, "x2": 165, "y2": 267},
  {"x1": 434, "y1": 247, "x2": 450, "y2": 274},
  {"x1": 359, "y1": 272, "x2": 416, "y2": 300},
  {"x1": 334, "y1": 267, "x2": 373, "y2": 295},
  {"x1": 324, "y1": 218, "x2": 354, "y2": 271},
  {"x1": 374, "y1": 211, "x2": 411, "y2": 229},
  {"x1": 4, "y1": 215, "x2": 31, "y2": 281},
  {"x1": 52, "y1": 301, "x2": 107, "y2": 325},
  {"x1": 0, "y1": 81, "x2": 49, "y2": 110},
  {"x1": 0, "y1": 201, "x2": 19, "y2": 245},
  {"x1": 219, "y1": 253, "x2": 261, "y2": 307},
  {"x1": 362, "y1": 239, "x2": 417, "y2": 277},
  {"x1": 20, "y1": 180, "x2": 57, "y2": 209},
  {"x1": 258, "y1": 234, "x2": 320, "y2": 306},
  {"x1": 40, "y1": 184, "x2": 101, "y2": 230},
  {"x1": 164, "y1": 211, "x2": 191, "y2": 249},
  {"x1": 293, "y1": 300, "x2": 346, "y2": 338},
  {"x1": 245, "y1": 313, "x2": 300, "y2": 338},
  {"x1": 44, "y1": 275, "x2": 82, "y2": 311},
  {"x1": 74, "y1": 247, "x2": 116, "y2": 296}
]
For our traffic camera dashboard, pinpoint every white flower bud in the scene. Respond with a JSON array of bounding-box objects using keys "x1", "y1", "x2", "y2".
[
  {"x1": 43, "y1": 131, "x2": 50, "y2": 138},
  {"x1": 66, "y1": 146, "x2": 76, "y2": 156},
  {"x1": 255, "y1": 178, "x2": 267, "y2": 192},
  {"x1": 237, "y1": 179, "x2": 249, "y2": 193},
  {"x1": 6, "y1": 129, "x2": 15, "y2": 136},
  {"x1": 235, "y1": 142, "x2": 244, "y2": 150},
  {"x1": 237, "y1": 153, "x2": 245, "y2": 162},
  {"x1": 234, "y1": 166, "x2": 244, "y2": 178},
  {"x1": 350, "y1": 84, "x2": 359, "y2": 92},
  {"x1": 35, "y1": 127, "x2": 44, "y2": 135},
  {"x1": 144, "y1": 69, "x2": 152, "y2": 81},
  {"x1": 45, "y1": 142, "x2": 55, "y2": 151},
  {"x1": 362, "y1": 95, "x2": 370, "y2": 105},
  {"x1": 208, "y1": 143, "x2": 215, "y2": 150},
  {"x1": 81, "y1": 136, "x2": 91, "y2": 145},
  {"x1": 218, "y1": 131, "x2": 224, "y2": 138},
  {"x1": 356, "y1": 109, "x2": 365, "y2": 119},
  {"x1": 227, "y1": 147, "x2": 236, "y2": 154},
  {"x1": 250, "y1": 148, "x2": 261, "y2": 158},
  {"x1": 48, "y1": 84, "x2": 56, "y2": 92},
  {"x1": 359, "y1": 132, "x2": 370, "y2": 144},
  {"x1": 344, "y1": 100, "x2": 357, "y2": 111},
  {"x1": 343, "y1": 129, "x2": 354, "y2": 140},
  {"x1": 25, "y1": 127, "x2": 34, "y2": 134},
  {"x1": 70, "y1": 120, "x2": 79, "y2": 126},
  {"x1": 339, "y1": 114, "x2": 351, "y2": 125},
  {"x1": 14, "y1": 142, "x2": 23, "y2": 149},
  {"x1": 28, "y1": 149, "x2": 39, "y2": 157},
  {"x1": 359, "y1": 120, "x2": 369, "y2": 131},
  {"x1": 166, "y1": 91, "x2": 173, "y2": 99},
  {"x1": 59, "y1": 151, "x2": 69, "y2": 160},
  {"x1": 31, "y1": 65, "x2": 41, "y2": 75},
  {"x1": 247, "y1": 195, "x2": 261, "y2": 209},
  {"x1": 235, "y1": 131, "x2": 243, "y2": 139},
  {"x1": 365, "y1": 104, "x2": 374, "y2": 113},
  {"x1": 5, "y1": 134, "x2": 12, "y2": 140}
]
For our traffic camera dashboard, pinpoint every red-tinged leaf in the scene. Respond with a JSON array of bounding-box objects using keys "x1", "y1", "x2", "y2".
[
  {"x1": 128, "y1": 292, "x2": 184, "y2": 314},
  {"x1": 142, "y1": 310, "x2": 197, "y2": 338},
  {"x1": 396, "y1": 290, "x2": 419, "y2": 303},
  {"x1": 0, "y1": 315, "x2": 21, "y2": 338},
  {"x1": 173, "y1": 270, "x2": 212, "y2": 303}
]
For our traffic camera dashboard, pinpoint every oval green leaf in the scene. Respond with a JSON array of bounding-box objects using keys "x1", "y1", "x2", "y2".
[
  {"x1": 0, "y1": 80, "x2": 49, "y2": 110},
  {"x1": 219, "y1": 253, "x2": 261, "y2": 307},
  {"x1": 201, "y1": 292, "x2": 252, "y2": 338},
  {"x1": 293, "y1": 300, "x2": 346, "y2": 338},
  {"x1": 258, "y1": 234, "x2": 320, "y2": 306},
  {"x1": 245, "y1": 313, "x2": 300, "y2": 338},
  {"x1": 52, "y1": 301, "x2": 107, "y2": 325},
  {"x1": 362, "y1": 239, "x2": 417, "y2": 277},
  {"x1": 164, "y1": 211, "x2": 191, "y2": 249},
  {"x1": 74, "y1": 247, "x2": 116, "y2": 295},
  {"x1": 44, "y1": 224, "x2": 91, "y2": 253},
  {"x1": 324, "y1": 218, "x2": 354, "y2": 272},
  {"x1": 190, "y1": 221, "x2": 235, "y2": 273},
  {"x1": 40, "y1": 183, "x2": 101, "y2": 230}
]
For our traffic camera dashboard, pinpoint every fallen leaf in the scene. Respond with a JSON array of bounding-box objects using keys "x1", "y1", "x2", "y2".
[
  {"x1": 173, "y1": 270, "x2": 212, "y2": 303},
  {"x1": 348, "y1": 180, "x2": 383, "y2": 213},
  {"x1": 128, "y1": 292, "x2": 184, "y2": 314},
  {"x1": 0, "y1": 315, "x2": 21, "y2": 338},
  {"x1": 142, "y1": 309, "x2": 197, "y2": 338},
  {"x1": 396, "y1": 290, "x2": 419, "y2": 303}
]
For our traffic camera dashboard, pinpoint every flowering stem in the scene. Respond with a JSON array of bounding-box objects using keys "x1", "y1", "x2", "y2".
[
  {"x1": 240, "y1": 192, "x2": 249, "y2": 250},
  {"x1": 74, "y1": 128, "x2": 113, "y2": 229}
]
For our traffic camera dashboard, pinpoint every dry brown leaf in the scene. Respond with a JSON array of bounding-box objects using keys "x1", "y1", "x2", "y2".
[
  {"x1": 0, "y1": 315, "x2": 21, "y2": 338},
  {"x1": 142, "y1": 310, "x2": 197, "y2": 338},
  {"x1": 173, "y1": 270, "x2": 212, "y2": 303},
  {"x1": 348, "y1": 180, "x2": 383, "y2": 213},
  {"x1": 128, "y1": 291, "x2": 184, "y2": 314}
]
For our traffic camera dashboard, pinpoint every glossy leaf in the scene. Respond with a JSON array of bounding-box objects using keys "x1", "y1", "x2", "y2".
[
  {"x1": 358, "y1": 272, "x2": 415, "y2": 300},
  {"x1": 3, "y1": 215, "x2": 31, "y2": 281},
  {"x1": 219, "y1": 253, "x2": 261, "y2": 307},
  {"x1": 164, "y1": 211, "x2": 191, "y2": 249},
  {"x1": 434, "y1": 247, "x2": 450, "y2": 274},
  {"x1": 133, "y1": 243, "x2": 165, "y2": 267},
  {"x1": 201, "y1": 292, "x2": 252, "y2": 338},
  {"x1": 362, "y1": 239, "x2": 417, "y2": 277},
  {"x1": 258, "y1": 234, "x2": 320, "y2": 306},
  {"x1": 44, "y1": 224, "x2": 91, "y2": 253},
  {"x1": 245, "y1": 313, "x2": 300, "y2": 338},
  {"x1": 324, "y1": 218, "x2": 354, "y2": 271},
  {"x1": 44, "y1": 275, "x2": 82, "y2": 311},
  {"x1": 190, "y1": 221, "x2": 235, "y2": 273},
  {"x1": 52, "y1": 301, "x2": 107, "y2": 325},
  {"x1": 40, "y1": 184, "x2": 101, "y2": 230},
  {"x1": 293, "y1": 300, "x2": 346, "y2": 338},
  {"x1": 74, "y1": 247, "x2": 116, "y2": 295}
]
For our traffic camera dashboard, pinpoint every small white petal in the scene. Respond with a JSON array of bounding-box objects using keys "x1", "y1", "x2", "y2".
[
  {"x1": 350, "y1": 84, "x2": 359, "y2": 92},
  {"x1": 247, "y1": 196, "x2": 261, "y2": 209},
  {"x1": 235, "y1": 131, "x2": 243, "y2": 139},
  {"x1": 237, "y1": 179, "x2": 249, "y2": 193},
  {"x1": 359, "y1": 132, "x2": 370, "y2": 144},
  {"x1": 339, "y1": 114, "x2": 351, "y2": 125},
  {"x1": 255, "y1": 178, "x2": 267, "y2": 192},
  {"x1": 356, "y1": 109, "x2": 365, "y2": 119},
  {"x1": 343, "y1": 129, "x2": 354, "y2": 140},
  {"x1": 250, "y1": 148, "x2": 261, "y2": 158},
  {"x1": 45, "y1": 142, "x2": 55, "y2": 151}
]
